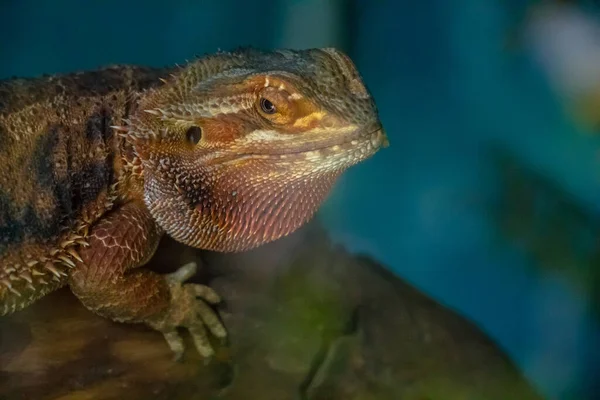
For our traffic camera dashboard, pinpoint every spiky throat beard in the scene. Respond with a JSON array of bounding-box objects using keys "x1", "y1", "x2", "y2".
[{"x1": 142, "y1": 155, "x2": 343, "y2": 253}]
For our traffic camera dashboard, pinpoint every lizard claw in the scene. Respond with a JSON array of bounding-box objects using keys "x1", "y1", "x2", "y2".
[{"x1": 151, "y1": 262, "x2": 227, "y2": 361}]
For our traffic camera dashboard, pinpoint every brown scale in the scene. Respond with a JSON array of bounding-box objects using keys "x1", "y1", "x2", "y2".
[{"x1": 0, "y1": 66, "x2": 168, "y2": 314}]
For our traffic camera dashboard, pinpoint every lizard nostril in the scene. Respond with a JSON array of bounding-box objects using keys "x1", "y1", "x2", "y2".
[{"x1": 185, "y1": 126, "x2": 202, "y2": 145}]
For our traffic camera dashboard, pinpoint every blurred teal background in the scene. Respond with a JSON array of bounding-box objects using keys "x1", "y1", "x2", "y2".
[{"x1": 1, "y1": 1, "x2": 600, "y2": 399}]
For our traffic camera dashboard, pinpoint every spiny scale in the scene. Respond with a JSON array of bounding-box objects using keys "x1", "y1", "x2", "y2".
[
  {"x1": 0, "y1": 227, "x2": 88, "y2": 302},
  {"x1": 0, "y1": 161, "x2": 121, "y2": 303}
]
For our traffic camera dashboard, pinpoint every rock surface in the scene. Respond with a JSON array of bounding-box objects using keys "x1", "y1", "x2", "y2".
[{"x1": 0, "y1": 221, "x2": 544, "y2": 399}]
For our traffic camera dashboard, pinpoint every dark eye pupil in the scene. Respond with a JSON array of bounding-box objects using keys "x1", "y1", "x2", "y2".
[
  {"x1": 185, "y1": 126, "x2": 202, "y2": 145},
  {"x1": 260, "y1": 98, "x2": 276, "y2": 114}
]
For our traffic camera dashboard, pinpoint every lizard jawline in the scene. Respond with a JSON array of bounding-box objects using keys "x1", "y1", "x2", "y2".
[{"x1": 210, "y1": 128, "x2": 386, "y2": 166}]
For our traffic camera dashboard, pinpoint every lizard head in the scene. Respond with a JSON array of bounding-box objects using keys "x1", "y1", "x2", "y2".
[{"x1": 128, "y1": 47, "x2": 387, "y2": 252}]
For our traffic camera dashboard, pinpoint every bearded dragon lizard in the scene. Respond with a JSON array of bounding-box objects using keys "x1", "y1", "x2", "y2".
[{"x1": 0, "y1": 48, "x2": 387, "y2": 359}]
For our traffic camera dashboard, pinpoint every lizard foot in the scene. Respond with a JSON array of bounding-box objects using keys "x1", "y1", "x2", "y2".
[{"x1": 149, "y1": 262, "x2": 227, "y2": 361}]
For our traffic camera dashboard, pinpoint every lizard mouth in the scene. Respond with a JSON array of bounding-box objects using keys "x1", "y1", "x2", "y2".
[{"x1": 213, "y1": 127, "x2": 388, "y2": 166}]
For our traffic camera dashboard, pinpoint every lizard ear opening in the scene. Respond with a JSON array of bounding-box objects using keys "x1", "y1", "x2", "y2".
[{"x1": 185, "y1": 126, "x2": 202, "y2": 145}]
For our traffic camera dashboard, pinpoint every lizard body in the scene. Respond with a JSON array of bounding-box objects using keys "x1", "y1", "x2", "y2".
[{"x1": 0, "y1": 48, "x2": 386, "y2": 358}]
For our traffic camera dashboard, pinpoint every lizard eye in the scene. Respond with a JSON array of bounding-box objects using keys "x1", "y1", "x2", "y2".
[
  {"x1": 185, "y1": 126, "x2": 202, "y2": 145},
  {"x1": 256, "y1": 86, "x2": 296, "y2": 124},
  {"x1": 260, "y1": 98, "x2": 277, "y2": 114}
]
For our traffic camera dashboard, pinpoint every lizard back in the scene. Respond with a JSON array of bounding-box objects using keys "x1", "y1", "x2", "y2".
[{"x1": 0, "y1": 65, "x2": 166, "y2": 313}]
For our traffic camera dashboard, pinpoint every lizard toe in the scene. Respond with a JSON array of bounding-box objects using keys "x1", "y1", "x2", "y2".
[
  {"x1": 151, "y1": 262, "x2": 227, "y2": 360},
  {"x1": 166, "y1": 261, "x2": 198, "y2": 283},
  {"x1": 189, "y1": 323, "x2": 214, "y2": 359},
  {"x1": 163, "y1": 330, "x2": 186, "y2": 362},
  {"x1": 191, "y1": 283, "x2": 221, "y2": 304},
  {"x1": 194, "y1": 294, "x2": 227, "y2": 339}
]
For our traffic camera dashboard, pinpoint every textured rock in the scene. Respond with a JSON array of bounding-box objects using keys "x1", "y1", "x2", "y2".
[{"x1": 0, "y1": 221, "x2": 544, "y2": 399}]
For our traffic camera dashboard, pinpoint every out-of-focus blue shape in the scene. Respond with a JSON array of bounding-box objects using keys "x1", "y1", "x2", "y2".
[{"x1": 0, "y1": 0, "x2": 277, "y2": 76}]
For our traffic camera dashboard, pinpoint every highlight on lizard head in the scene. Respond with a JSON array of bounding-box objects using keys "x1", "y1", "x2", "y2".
[{"x1": 126, "y1": 47, "x2": 388, "y2": 252}]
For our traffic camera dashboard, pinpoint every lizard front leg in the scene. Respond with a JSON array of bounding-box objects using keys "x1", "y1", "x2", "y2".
[{"x1": 68, "y1": 201, "x2": 226, "y2": 360}]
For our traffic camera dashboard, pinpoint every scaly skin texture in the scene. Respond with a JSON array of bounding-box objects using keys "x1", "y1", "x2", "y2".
[{"x1": 0, "y1": 48, "x2": 387, "y2": 359}]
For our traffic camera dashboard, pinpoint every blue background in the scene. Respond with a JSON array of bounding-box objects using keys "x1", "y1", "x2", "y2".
[{"x1": 1, "y1": 1, "x2": 598, "y2": 398}]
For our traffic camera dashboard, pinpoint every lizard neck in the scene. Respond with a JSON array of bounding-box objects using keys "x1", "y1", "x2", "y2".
[
  {"x1": 114, "y1": 67, "x2": 177, "y2": 204},
  {"x1": 116, "y1": 129, "x2": 145, "y2": 203}
]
